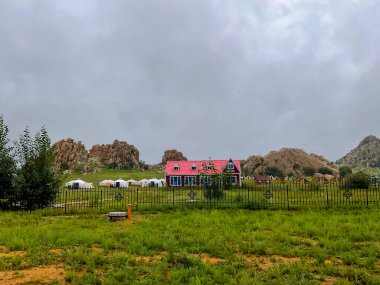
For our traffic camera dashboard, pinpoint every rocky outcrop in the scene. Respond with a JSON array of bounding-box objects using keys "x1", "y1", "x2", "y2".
[
  {"x1": 53, "y1": 139, "x2": 89, "y2": 172},
  {"x1": 337, "y1": 135, "x2": 380, "y2": 168},
  {"x1": 242, "y1": 148, "x2": 337, "y2": 176},
  {"x1": 53, "y1": 139, "x2": 139, "y2": 173},
  {"x1": 162, "y1": 149, "x2": 187, "y2": 164},
  {"x1": 89, "y1": 140, "x2": 139, "y2": 170}
]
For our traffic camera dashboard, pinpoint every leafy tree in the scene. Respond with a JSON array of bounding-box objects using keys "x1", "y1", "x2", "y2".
[
  {"x1": 318, "y1": 167, "x2": 333, "y2": 175},
  {"x1": 14, "y1": 127, "x2": 61, "y2": 210},
  {"x1": 0, "y1": 115, "x2": 16, "y2": 201},
  {"x1": 339, "y1": 166, "x2": 352, "y2": 178},
  {"x1": 264, "y1": 166, "x2": 284, "y2": 178},
  {"x1": 303, "y1": 167, "x2": 316, "y2": 176},
  {"x1": 346, "y1": 171, "x2": 370, "y2": 189},
  {"x1": 198, "y1": 161, "x2": 233, "y2": 199}
]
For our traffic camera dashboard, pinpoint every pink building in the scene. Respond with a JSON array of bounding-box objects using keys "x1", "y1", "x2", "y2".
[{"x1": 165, "y1": 159, "x2": 241, "y2": 187}]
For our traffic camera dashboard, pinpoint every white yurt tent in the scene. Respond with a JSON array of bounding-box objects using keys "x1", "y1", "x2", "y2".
[
  {"x1": 148, "y1": 179, "x2": 163, "y2": 187},
  {"x1": 99, "y1": 180, "x2": 115, "y2": 187},
  {"x1": 114, "y1": 179, "x2": 129, "y2": 188},
  {"x1": 139, "y1": 179, "x2": 149, "y2": 187},
  {"x1": 65, "y1": 179, "x2": 94, "y2": 189},
  {"x1": 159, "y1": 178, "x2": 166, "y2": 186},
  {"x1": 126, "y1": 179, "x2": 138, "y2": 186}
]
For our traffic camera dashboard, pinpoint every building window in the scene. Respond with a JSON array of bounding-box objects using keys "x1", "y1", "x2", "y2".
[
  {"x1": 227, "y1": 162, "x2": 234, "y2": 170},
  {"x1": 173, "y1": 164, "x2": 179, "y2": 171},
  {"x1": 185, "y1": 176, "x2": 197, "y2": 186},
  {"x1": 207, "y1": 163, "x2": 213, "y2": 170},
  {"x1": 227, "y1": 175, "x2": 237, "y2": 184},
  {"x1": 170, "y1": 176, "x2": 181, "y2": 186},
  {"x1": 191, "y1": 164, "x2": 197, "y2": 170},
  {"x1": 200, "y1": 176, "x2": 212, "y2": 186}
]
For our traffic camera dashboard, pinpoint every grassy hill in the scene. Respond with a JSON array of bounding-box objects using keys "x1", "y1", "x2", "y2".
[{"x1": 62, "y1": 169, "x2": 164, "y2": 186}]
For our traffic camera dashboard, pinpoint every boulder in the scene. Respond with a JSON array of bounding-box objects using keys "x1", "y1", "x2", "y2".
[
  {"x1": 162, "y1": 149, "x2": 187, "y2": 164},
  {"x1": 89, "y1": 140, "x2": 139, "y2": 170}
]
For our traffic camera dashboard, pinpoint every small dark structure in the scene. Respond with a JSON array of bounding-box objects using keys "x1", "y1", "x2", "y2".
[{"x1": 255, "y1": 175, "x2": 270, "y2": 184}]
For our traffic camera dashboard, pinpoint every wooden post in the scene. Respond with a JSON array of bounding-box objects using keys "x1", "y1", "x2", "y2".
[{"x1": 128, "y1": 204, "x2": 132, "y2": 220}]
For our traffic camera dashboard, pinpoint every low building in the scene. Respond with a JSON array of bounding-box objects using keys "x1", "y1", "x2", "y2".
[
  {"x1": 165, "y1": 159, "x2": 241, "y2": 187},
  {"x1": 255, "y1": 175, "x2": 270, "y2": 184}
]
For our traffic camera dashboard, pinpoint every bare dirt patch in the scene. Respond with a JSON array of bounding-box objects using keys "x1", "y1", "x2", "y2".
[
  {"x1": 325, "y1": 257, "x2": 343, "y2": 266},
  {"x1": 237, "y1": 253, "x2": 301, "y2": 270},
  {"x1": 0, "y1": 265, "x2": 65, "y2": 285},
  {"x1": 189, "y1": 253, "x2": 223, "y2": 265},
  {"x1": 48, "y1": 248, "x2": 65, "y2": 254},
  {"x1": 320, "y1": 276, "x2": 336, "y2": 285},
  {"x1": 0, "y1": 251, "x2": 27, "y2": 258},
  {"x1": 136, "y1": 253, "x2": 163, "y2": 263}
]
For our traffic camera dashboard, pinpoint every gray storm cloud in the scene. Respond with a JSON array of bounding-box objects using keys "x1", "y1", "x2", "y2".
[{"x1": 0, "y1": 0, "x2": 379, "y2": 163}]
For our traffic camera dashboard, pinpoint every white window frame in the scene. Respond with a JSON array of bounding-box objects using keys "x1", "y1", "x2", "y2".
[
  {"x1": 184, "y1": 176, "x2": 197, "y2": 186},
  {"x1": 227, "y1": 162, "x2": 234, "y2": 170},
  {"x1": 173, "y1": 164, "x2": 179, "y2": 171},
  {"x1": 170, "y1": 176, "x2": 182, "y2": 186}
]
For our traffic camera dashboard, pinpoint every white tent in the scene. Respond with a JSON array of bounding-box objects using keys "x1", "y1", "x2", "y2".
[
  {"x1": 126, "y1": 179, "x2": 139, "y2": 186},
  {"x1": 114, "y1": 179, "x2": 129, "y2": 188},
  {"x1": 65, "y1": 179, "x2": 94, "y2": 189},
  {"x1": 139, "y1": 179, "x2": 149, "y2": 187},
  {"x1": 147, "y1": 178, "x2": 163, "y2": 187},
  {"x1": 99, "y1": 180, "x2": 115, "y2": 187},
  {"x1": 159, "y1": 178, "x2": 166, "y2": 186}
]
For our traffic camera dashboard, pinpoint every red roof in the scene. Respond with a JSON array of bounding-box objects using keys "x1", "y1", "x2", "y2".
[{"x1": 165, "y1": 160, "x2": 241, "y2": 176}]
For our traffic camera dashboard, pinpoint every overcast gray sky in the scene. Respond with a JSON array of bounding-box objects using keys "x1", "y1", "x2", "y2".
[{"x1": 1, "y1": 0, "x2": 379, "y2": 163}]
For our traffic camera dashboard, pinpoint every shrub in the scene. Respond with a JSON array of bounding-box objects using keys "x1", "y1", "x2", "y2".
[
  {"x1": 264, "y1": 166, "x2": 284, "y2": 178},
  {"x1": 346, "y1": 171, "x2": 370, "y2": 189},
  {"x1": 318, "y1": 167, "x2": 333, "y2": 175},
  {"x1": 339, "y1": 166, "x2": 352, "y2": 178},
  {"x1": 303, "y1": 167, "x2": 316, "y2": 176}
]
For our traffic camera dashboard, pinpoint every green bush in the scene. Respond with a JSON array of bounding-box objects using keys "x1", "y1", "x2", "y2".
[
  {"x1": 346, "y1": 171, "x2": 370, "y2": 189},
  {"x1": 339, "y1": 166, "x2": 352, "y2": 178},
  {"x1": 318, "y1": 167, "x2": 333, "y2": 175},
  {"x1": 264, "y1": 166, "x2": 284, "y2": 178},
  {"x1": 303, "y1": 167, "x2": 316, "y2": 176}
]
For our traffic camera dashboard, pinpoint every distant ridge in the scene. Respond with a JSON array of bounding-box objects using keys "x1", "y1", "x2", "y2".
[{"x1": 337, "y1": 135, "x2": 380, "y2": 168}]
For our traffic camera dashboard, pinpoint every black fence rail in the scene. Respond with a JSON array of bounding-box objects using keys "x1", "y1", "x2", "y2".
[{"x1": 1, "y1": 182, "x2": 378, "y2": 213}]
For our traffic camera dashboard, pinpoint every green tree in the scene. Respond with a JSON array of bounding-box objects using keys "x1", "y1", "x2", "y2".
[
  {"x1": 346, "y1": 171, "x2": 370, "y2": 189},
  {"x1": 0, "y1": 115, "x2": 16, "y2": 201},
  {"x1": 318, "y1": 167, "x2": 333, "y2": 175},
  {"x1": 198, "y1": 161, "x2": 232, "y2": 199},
  {"x1": 339, "y1": 166, "x2": 352, "y2": 178},
  {"x1": 303, "y1": 167, "x2": 316, "y2": 176},
  {"x1": 264, "y1": 166, "x2": 284, "y2": 178},
  {"x1": 14, "y1": 127, "x2": 62, "y2": 210}
]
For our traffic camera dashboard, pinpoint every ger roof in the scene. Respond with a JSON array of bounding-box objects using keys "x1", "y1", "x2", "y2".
[{"x1": 165, "y1": 160, "x2": 241, "y2": 176}]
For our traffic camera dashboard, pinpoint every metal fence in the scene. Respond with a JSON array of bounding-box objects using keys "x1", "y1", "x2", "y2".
[{"x1": 1, "y1": 182, "x2": 378, "y2": 213}]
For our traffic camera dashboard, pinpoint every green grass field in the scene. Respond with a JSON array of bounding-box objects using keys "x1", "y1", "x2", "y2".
[
  {"x1": 62, "y1": 169, "x2": 164, "y2": 186},
  {"x1": 1, "y1": 209, "x2": 380, "y2": 284}
]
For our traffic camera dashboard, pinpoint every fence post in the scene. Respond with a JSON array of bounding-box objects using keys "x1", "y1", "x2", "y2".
[
  {"x1": 64, "y1": 189, "x2": 67, "y2": 214},
  {"x1": 136, "y1": 187, "x2": 139, "y2": 211},
  {"x1": 286, "y1": 185, "x2": 289, "y2": 210},
  {"x1": 173, "y1": 187, "x2": 175, "y2": 206},
  {"x1": 326, "y1": 184, "x2": 329, "y2": 208},
  {"x1": 366, "y1": 187, "x2": 369, "y2": 208},
  {"x1": 100, "y1": 187, "x2": 103, "y2": 212}
]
